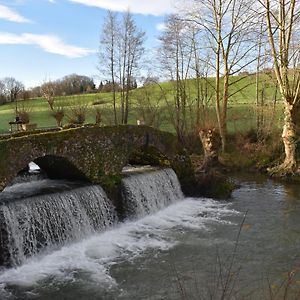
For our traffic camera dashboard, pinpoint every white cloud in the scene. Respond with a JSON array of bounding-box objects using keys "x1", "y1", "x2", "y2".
[
  {"x1": 0, "y1": 32, "x2": 96, "y2": 58},
  {"x1": 0, "y1": 4, "x2": 31, "y2": 23},
  {"x1": 68, "y1": 0, "x2": 175, "y2": 16},
  {"x1": 156, "y1": 23, "x2": 166, "y2": 31},
  {"x1": 48, "y1": 0, "x2": 56, "y2": 3}
]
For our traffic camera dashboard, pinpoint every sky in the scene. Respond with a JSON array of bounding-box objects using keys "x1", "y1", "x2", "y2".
[{"x1": 0, "y1": 0, "x2": 176, "y2": 88}]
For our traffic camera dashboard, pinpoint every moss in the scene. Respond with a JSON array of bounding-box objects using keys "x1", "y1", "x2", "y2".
[
  {"x1": 192, "y1": 171, "x2": 235, "y2": 199},
  {"x1": 129, "y1": 146, "x2": 171, "y2": 167},
  {"x1": 99, "y1": 174, "x2": 122, "y2": 191},
  {"x1": 209, "y1": 178, "x2": 235, "y2": 199},
  {"x1": 97, "y1": 173, "x2": 123, "y2": 210}
]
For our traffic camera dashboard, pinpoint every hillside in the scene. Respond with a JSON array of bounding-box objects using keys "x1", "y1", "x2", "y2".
[{"x1": 0, "y1": 74, "x2": 283, "y2": 134}]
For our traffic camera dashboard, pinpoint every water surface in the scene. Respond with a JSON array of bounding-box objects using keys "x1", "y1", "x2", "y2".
[{"x1": 0, "y1": 173, "x2": 300, "y2": 299}]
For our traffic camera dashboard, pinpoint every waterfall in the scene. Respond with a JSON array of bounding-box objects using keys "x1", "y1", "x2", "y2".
[
  {"x1": 0, "y1": 185, "x2": 118, "y2": 266},
  {"x1": 0, "y1": 167, "x2": 184, "y2": 267},
  {"x1": 121, "y1": 168, "x2": 184, "y2": 219}
]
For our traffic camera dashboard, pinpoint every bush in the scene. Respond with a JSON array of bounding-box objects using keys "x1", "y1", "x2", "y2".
[
  {"x1": 18, "y1": 111, "x2": 30, "y2": 124},
  {"x1": 51, "y1": 107, "x2": 65, "y2": 127},
  {"x1": 17, "y1": 104, "x2": 32, "y2": 124},
  {"x1": 67, "y1": 104, "x2": 88, "y2": 125}
]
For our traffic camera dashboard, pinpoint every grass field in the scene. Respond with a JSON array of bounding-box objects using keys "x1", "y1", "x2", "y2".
[{"x1": 0, "y1": 74, "x2": 284, "y2": 134}]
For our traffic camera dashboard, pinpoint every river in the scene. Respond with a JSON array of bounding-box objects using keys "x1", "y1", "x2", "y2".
[{"x1": 0, "y1": 171, "x2": 299, "y2": 299}]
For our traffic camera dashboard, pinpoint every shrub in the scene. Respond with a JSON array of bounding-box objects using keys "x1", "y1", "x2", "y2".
[
  {"x1": 17, "y1": 104, "x2": 32, "y2": 124},
  {"x1": 67, "y1": 103, "x2": 88, "y2": 125},
  {"x1": 18, "y1": 111, "x2": 30, "y2": 124},
  {"x1": 51, "y1": 107, "x2": 65, "y2": 127}
]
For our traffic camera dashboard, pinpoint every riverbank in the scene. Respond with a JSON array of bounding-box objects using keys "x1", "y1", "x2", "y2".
[{"x1": 190, "y1": 130, "x2": 287, "y2": 199}]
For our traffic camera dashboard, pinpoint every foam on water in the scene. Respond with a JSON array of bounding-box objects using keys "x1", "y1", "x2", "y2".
[
  {"x1": 0, "y1": 197, "x2": 238, "y2": 297},
  {"x1": 0, "y1": 184, "x2": 118, "y2": 266},
  {"x1": 1, "y1": 179, "x2": 80, "y2": 201}
]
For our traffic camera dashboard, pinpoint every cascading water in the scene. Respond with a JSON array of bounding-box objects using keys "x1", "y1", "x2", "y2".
[
  {"x1": 121, "y1": 168, "x2": 184, "y2": 218},
  {"x1": 0, "y1": 166, "x2": 242, "y2": 300},
  {"x1": 0, "y1": 167, "x2": 184, "y2": 267},
  {"x1": 0, "y1": 183, "x2": 118, "y2": 266}
]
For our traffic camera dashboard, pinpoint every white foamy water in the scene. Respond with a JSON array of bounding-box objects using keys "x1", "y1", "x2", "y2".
[
  {"x1": 2, "y1": 179, "x2": 77, "y2": 199},
  {"x1": 0, "y1": 197, "x2": 238, "y2": 297},
  {"x1": 121, "y1": 168, "x2": 184, "y2": 218},
  {"x1": 0, "y1": 184, "x2": 117, "y2": 266}
]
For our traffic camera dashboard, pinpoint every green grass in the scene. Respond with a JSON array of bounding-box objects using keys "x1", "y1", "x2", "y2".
[{"x1": 0, "y1": 74, "x2": 283, "y2": 134}]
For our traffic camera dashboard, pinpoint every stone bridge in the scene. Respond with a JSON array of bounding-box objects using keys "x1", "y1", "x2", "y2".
[{"x1": 0, "y1": 125, "x2": 194, "y2": 193}]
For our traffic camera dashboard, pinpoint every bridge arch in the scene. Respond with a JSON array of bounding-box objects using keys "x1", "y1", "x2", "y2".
[
  {"x1": 33, "y1": 155, "x2": 88, "y2": 181},
  {"x1": 0, "y1": 125, "x2": 194, "y2": 192}
]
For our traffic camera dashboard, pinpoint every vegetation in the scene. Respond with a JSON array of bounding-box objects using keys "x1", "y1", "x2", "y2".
[
  {"x1": 0, "y1": 74, "x2": 282, "y2": 134},
  {"x1": 1, "y1": 1, "x2": 300, "y2": 180}
]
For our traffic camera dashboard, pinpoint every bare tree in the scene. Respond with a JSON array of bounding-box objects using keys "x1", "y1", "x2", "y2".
[
  {"x1": 135, "y1": 78, "x2": 166, "y2": 128},
  {"x1": 262, "y1": 0, "x2": 300, "y2": 175},
  {"x1": 99, "y1": 10, "x2": 145, "y2": 125},
  {"x1": 41, "y1": 80, "x2": 56, "y2": 111},
  {"x1": 159, "y1": 15, "x2": 215, "y2": 144},
  {"x1": 119, "y1": 11, "x2": 145, "y2": 124},
  {"x1": 99, "y1": 10, "x2": 119, "y2": 124},
  {"x1": 3, "y1": 77, "x2": 24, "y2": 103},
  {"x1": 189, "y1": 26, "x2": 214, "y2": 129},
  {"x1": 159, "y1": 15, "x2": 194, "y2": 143},
  {"x1": 185, "y1": 0, "x2": 257, "y2": 151}
]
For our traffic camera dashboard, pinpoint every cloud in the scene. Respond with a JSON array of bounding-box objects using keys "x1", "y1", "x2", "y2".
[
  {"x1": 0, "y1": 4, "x2": 31, "y2": 23},
  {"x1": 68, "y1": 0, "x2": 175, "y2": 16},
  {"x1": 0, "y1": 32, "x2": 96, "y2": 58}
]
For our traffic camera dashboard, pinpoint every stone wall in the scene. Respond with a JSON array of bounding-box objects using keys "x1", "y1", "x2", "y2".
[{"x1": 0, "y1": 125, "x2": 195, "y2": 193}]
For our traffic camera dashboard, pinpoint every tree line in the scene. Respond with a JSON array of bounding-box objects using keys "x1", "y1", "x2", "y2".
[
  {"x1": 98, "y1": 0, "x2": 300, "y2": 176},
  {"x1": 0, "y1": 77, "x2": 25, "y2": 104},
  {"x1": 0, "y1": 74, "x2": 97, "y2": 104}
]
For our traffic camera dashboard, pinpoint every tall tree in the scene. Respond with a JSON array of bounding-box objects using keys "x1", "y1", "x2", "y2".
[
  {"x1": 185, "y1": 0, "x2": 257, "y2": 151},
  {"x1": 119, "y1": 11, "x2": 145, "y2": 124},
  {"x1": 99, "y1": 10, "x2": 119, "y2": 124},
  {"x1": 3, "y1": 77, "x2": 24, "y2": 103},
  {"x1": 263, "y1": 0, "x2": 300, "y2": 175},
  {"x1": 99, "y1": 10, "x2": 145, "y2": 125},
  {"x1": 159, "y1": 15, "x2": 193, "y2": 143}
]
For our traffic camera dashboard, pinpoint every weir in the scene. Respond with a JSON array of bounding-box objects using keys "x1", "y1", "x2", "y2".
[
  {"x1": 121, "y1": 168, "x2": 183, "y2": 218},
  {"x1": 0, "y1": 167, "x2": 184, "y2": 267}
]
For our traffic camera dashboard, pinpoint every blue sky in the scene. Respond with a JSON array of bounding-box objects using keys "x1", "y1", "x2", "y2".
[{"x1": 0, "y1": 0, "x2": 175, "y2": 88}]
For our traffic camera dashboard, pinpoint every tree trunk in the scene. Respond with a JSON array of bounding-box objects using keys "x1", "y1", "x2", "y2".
[
  {"x1": 219, "y1": 70, "x2": 229, "y2": 152},
  {"x1": 198, "y1": 128, "x2": 221, "y2": 170},
  {"x1": 269, "y1": 101, "x2": 298, "y2": 176},
  {"x1": 282, "y1": 103, "x2": 297, "y2": 168}
]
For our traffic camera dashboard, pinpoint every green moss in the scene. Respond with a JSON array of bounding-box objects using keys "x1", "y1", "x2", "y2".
[
  {"x1": 99, "y1": 174, "x2": 122, "y2": 191},
  {"x1": 209, "y1": 179, "x2": 235, "y2": 199},
  {"x1": 129, "y1": 146, "x2": 170, "y2": 167}
]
